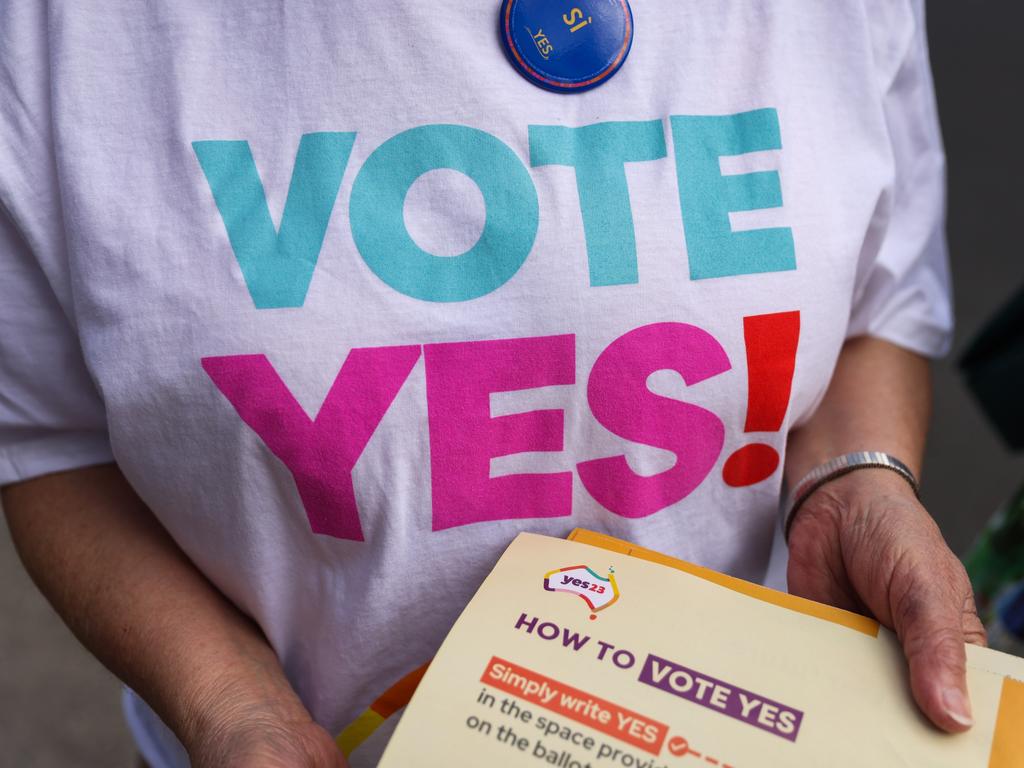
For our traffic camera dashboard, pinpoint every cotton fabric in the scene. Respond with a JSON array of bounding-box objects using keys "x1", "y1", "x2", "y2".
[{"x1": 0, "y1": 2, "x2": 950, "y2": 765}]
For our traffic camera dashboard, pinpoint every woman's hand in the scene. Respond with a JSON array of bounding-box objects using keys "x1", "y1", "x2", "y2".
[
  {"x1": 189, "y1": 713, "x2": 346, "y2": 768},
  {"x1": 182, "y1": 666, "x2": 349, "y2": 768},
  {"x1": 787, "y1": 468, "x2": 986, "y2": 733}
]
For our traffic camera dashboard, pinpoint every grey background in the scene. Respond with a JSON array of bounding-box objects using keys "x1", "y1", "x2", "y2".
[
  {"x1": 2, "y1": 4, "x2": 1022, "y2": 766},
  {"x1": 919, "y1": 2, "x2": 1024, "y2": 550}
]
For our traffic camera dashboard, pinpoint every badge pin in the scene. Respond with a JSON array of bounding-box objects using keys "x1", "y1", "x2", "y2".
[{"x1": 499, "y1": 0, "x2": 634, "y2": 93}]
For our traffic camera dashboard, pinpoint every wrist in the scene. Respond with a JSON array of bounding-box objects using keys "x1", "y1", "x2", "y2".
[
  {"x1": 805, "y1": 466, "x2": 917, "y2": 510},
  {"x1": 783, "y1": 452, "x2": 920, "y2": 541},
  {"x1": 175, "y1": 632, "x2": 311, "y2": 751}
]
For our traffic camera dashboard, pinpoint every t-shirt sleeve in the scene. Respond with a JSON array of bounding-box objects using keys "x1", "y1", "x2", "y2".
[
  {"x1": 846, "y1": 0, "x2": 953, "y2": 358},
  {"x1": 0, "y1": 4, "x2": 113, "y2": 487},
  {"x1": 0, "y1": 208, "x2": 113, "y2": 487}
]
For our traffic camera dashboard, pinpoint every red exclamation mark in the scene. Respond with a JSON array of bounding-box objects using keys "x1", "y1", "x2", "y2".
[{"x1": 722, "y1": 311, "x2": 800, "y2": 487}]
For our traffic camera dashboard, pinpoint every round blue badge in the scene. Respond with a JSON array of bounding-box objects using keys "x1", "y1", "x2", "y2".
[{"x1": 499, "y1": 0, "x2": 633, "y2": 93}]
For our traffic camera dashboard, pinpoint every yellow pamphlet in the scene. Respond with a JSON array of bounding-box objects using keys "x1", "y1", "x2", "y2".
[{"x1": 376, "y1": 530, "x2": 1024, "y2": 767}]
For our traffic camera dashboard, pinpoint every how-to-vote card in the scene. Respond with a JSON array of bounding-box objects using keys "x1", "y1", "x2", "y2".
[{"x1": 377, "y1": 530, "x2": 1024, "y2": 767}]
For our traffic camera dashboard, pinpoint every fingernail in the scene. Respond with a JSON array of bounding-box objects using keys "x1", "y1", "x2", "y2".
[{"x1": 942, "y1": 687, "x2": 974, "y2": 728}]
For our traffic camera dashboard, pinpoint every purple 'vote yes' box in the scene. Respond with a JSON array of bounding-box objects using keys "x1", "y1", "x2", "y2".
[{"x1": 638, "y1": 653, "x2": 804, "y2": 742}]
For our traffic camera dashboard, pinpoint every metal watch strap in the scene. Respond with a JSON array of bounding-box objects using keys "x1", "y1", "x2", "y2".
[{"x1": 781, "y1": 451, "x2": 920, "y2": 543}]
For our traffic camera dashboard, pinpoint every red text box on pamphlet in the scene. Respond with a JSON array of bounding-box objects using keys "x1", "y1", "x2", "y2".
[{"x1": 482, "y1": 656, "x2": 667, "y2": 754}]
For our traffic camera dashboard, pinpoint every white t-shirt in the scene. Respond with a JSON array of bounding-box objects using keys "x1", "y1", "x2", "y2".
[{"x1": 0, "y1": 1, "x2": 951, "y2": 766}]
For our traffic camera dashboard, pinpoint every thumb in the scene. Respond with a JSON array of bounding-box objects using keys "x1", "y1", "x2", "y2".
[{"x1": 891, "y1": 574, "x2": 974, "y2": 733}]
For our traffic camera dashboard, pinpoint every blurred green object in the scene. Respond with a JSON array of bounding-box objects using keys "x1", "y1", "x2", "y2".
[
  {"x1": 960, "y1": 283, "x2": 1024, "y2": 653},
  {"x1": 964, "y1": 483, "x2": 1024, "y2": 627}
]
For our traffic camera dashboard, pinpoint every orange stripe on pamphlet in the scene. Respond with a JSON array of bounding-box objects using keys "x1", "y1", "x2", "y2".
[
  {"x1": 989, "y1": 676, "x2": 1024, "y2": 768},
  {"x1": 372, "y1": 662, "x2": 430, "y2": 719},
  {"x1": 482, "y1": 656, "x2": 668, "y2": 755},
  {"x1": 335, "y1": 661, "x2": 430, "y2": 756},
  {"x1": 568, "y1": 528, "x2": 879, "y2": 637}
]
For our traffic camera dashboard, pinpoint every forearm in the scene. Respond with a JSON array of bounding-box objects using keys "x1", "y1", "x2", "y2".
[
  {"x1": 785, "y1": 336, "x2": 931, "y2": 484},
  {"x1": 1, "y1": 463, "x2": 307, "y2": 748}
]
